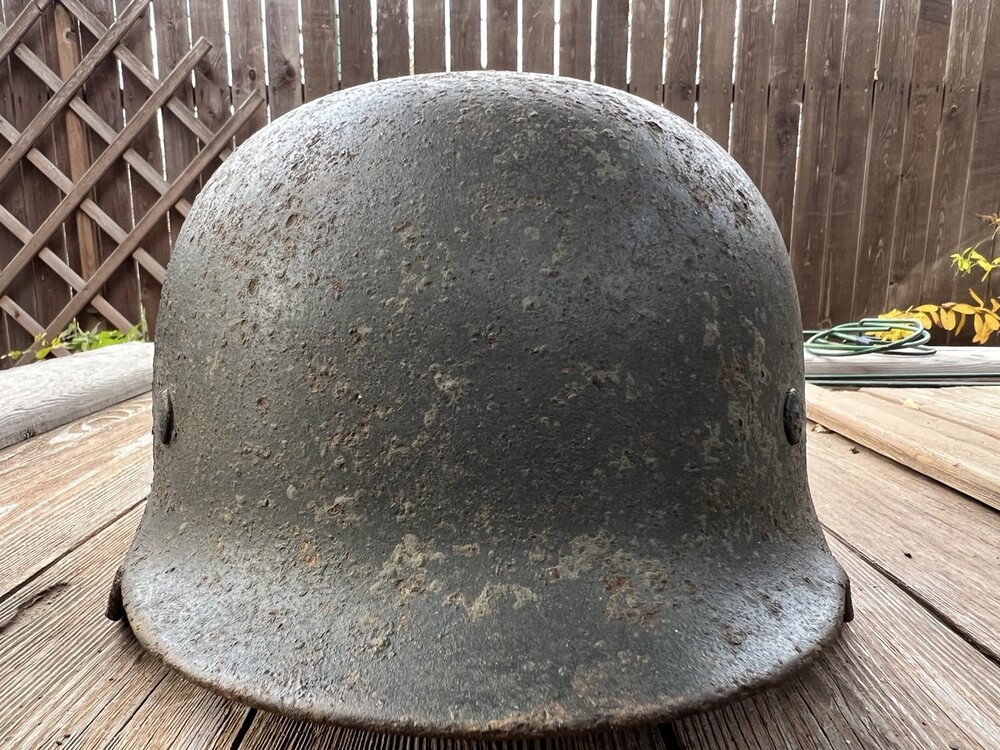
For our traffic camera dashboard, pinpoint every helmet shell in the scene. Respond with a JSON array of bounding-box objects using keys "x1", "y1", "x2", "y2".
[{"x1": 120, "y1": 72, "x2": 849, "y2": 736}]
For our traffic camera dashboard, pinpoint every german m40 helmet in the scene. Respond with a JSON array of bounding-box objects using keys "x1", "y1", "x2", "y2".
[{"x1": 111, "y1": 72, "x2": 851, "y2": 736}]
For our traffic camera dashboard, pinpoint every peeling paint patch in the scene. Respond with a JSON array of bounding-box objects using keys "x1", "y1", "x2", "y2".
[
  {"x1": 349, "y1": 611, "x2": 392, "y2": 656},
  {"x1": 342, "y1": 668, "x2": 362, "y2": 689},
  {"x1": 431, "y1": 364, "x2": 469, "y2": 403},
  {"x1": 423, "y1": 403, "x2": 439, "y2": 427},
  {"x1": 445, "y1": 583, "x2": 539, "y2": 621},
  {"x1": 703, "y1": 320, "x2": 720, "y2": 347},
  {"x1": 372, "y1": 534, "x2": 445, "y2": 605},
  {"x1": 553, "y1": 534, "x2": 612, "y2": 580},
  {"x1": 551, "y1": 534, "x2": 671, "y2": 631}
]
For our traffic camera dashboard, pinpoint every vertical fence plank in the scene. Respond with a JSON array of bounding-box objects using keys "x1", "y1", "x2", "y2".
[
  {"x1": 759, "y1": 0, "x2": 809, "y2": 246},
  {"x1": 5, "y1": 0, "x2": 70, "y2": 335},
  {"x1": 450, "y1": 0, "x2": 481, "y2": 71},
  {"x1": 378, "y1": 0, "x2": 410, "y2": 78},
  {"x1": 730, "y1": 0, "x2": 774, "y2": 181},
  {"x1": 413, "y1": 0, "x2": 446, "y2": 72},
  {"x1": 956, "y1": 0, "x2": 1000, "y2": 308},
  {"x1": 696, "y1": 0, "x2": 736, "y2": 147},
  {"x1": 487, "y1": 0, "x2": 517, "y2": 70},
  {"x1": 851, "y1": 0, "x2": 920, "y2": 319},
  {"x1": 789, "y1": 0, "x2": 845, "y2": 329},
  {"x1": 340, "y1": 0, "x2": 375, "y2": 85},
  {"x1": 265, "y1": 0, "x2": 303, "y2": 118},
  {"x1": 594, "y1": 0, "x2": 628, "y2": 88},
  {"x1": 628, "y1": 0, "x2": 664, "y2": 103},
  {"x1": 987, "y1": 1, "x2": 1000, "y2": 312},
  {"x1": 76, "y1": 0, "x2": 140, "y2": 326},
  {"x1": 919, "y1": 0, "x2": 992, "y2": 307},
  {"x1": 53, "y1": 4, "x2": 98, "y2": 285},
  {"x1": 885, "y1": 0, "x2": 951, "y2": 312},
  {"x1": 153, "y1": 0, "x2": 198, "y2": 213},
  {"x1": 303, "y1": 0, "x2": 338, "y2": 99},
  {"x1": 817, "y1": 0, "x2": 878, "y2": 328},
  {"x1": 227, "y1": 0, "x2": 267, "y2": 138},
  {"x1": 522, "y1": 0, "x2": 553, "y2": 73},
  {"x1": 559, "y1": 0, "x2": 591, "y2": 80},
  {"x1": 190, "y1": 0, "x2": 232, "y2": 135},
  {"x1": 122, "y1": 5, "x2": 171, "y2": 336},
  {"x1": 663, "y1": 0, "x2": 701, "y2": 119},
  {"x1": 33, "y1": 0, "x2": 74, "y2": 332}
]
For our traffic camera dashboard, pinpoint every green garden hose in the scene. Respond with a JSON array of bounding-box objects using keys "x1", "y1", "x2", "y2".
[
  {"x1": 803, "y1": 318, "x2": 935, "y2": 357},
  {"x1": 803, "y1": 318, "x2": 1000, "y2": 385}
]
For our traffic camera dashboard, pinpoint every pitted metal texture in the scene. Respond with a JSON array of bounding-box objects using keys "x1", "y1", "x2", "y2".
[{"x1": 115, "y1": 72, "x2": 850, "y2": 737}]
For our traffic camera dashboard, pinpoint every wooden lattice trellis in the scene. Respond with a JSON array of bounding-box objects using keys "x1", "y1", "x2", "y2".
[{"x1": 0, "y1": 0, "x2": 263, "y2": 366}]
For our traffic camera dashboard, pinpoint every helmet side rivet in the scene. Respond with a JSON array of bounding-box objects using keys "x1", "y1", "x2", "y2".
[
  {"x1": 783, "y1": 388, "x2": 804, "y2": 445},
  {"x1": 155, "y1": 390, "x2": 174, "y2": 445}
]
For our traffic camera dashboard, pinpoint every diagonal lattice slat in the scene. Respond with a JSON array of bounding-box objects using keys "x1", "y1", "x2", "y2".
[
  {"x1": 0, "y1": 38, "x2": 210, "y2": 297},
  {"x1": 0, "y1": 16, "x2": 195, "y2": 220},
  {"x1": 0, "y1": 0, "x2": 265, "y2": 365},
  {"x1": 0, "y1": 0, "x2": 52, "y2": 63},
  {"x1": 0, "y1": 201, "x2": 136, "y2": 331},
  {"x1": 61, "y1": 0, "x2": 234, "y2": 160},
  {"x1": 0, "y1": 0, "x2": 150, "y2": 183},
  {"x1": 16, "y1": 95, "x2": 263, "y2": 363}
]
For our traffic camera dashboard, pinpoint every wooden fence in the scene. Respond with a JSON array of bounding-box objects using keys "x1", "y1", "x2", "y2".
[{"x1": 2, "y1": 0, "x2": 1000, "y2": 365}]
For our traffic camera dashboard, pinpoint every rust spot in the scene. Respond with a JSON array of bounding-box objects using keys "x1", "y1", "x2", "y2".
[
  {"x1": 329, "y1": 422, "x2": 370, "y2": 449},
  {"x1": 300, "y1": 539, "x2": 321, "y2": 568},
  {"x1": 601, "y1": 551, "x2": 670, "y2": 632},
  {"x1": 721, "y1": 622, "x2": 748, "y2": 647},
  {"x1": 719, "y1": 353, "x2": 750, "y2": 396}
]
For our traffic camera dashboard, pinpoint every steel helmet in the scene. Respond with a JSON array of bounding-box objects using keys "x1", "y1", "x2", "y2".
[{"x1": 111, "y1": 72, "x2": 851, "y2": 736}]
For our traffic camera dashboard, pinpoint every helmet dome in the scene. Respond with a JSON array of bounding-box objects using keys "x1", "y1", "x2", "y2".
[{"x1": 117, "y1": 72, "x2": 849, "y2": 736}]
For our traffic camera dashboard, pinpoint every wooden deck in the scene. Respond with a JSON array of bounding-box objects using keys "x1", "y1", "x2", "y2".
[{"x1": 1, "y1": 357, "x2": 999, "y2": 748}]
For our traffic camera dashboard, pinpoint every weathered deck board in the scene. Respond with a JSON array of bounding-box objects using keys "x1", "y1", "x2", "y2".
[
  {"x1": 806, "y1": 384, "x2": 1000, "y2": 511},
  {"x1": 803, "y1": 346, "x2": 1000, "y2": 378},
  {"x1": 0, "y1": 341, "x2": 152, "y2": 449},
  {"x1": 809, "y1": 426, "x2": 1000, "y2": 658},
  {"x1": 0, "y1": 395, "x2": 151, "y2": 598},
  {"x1": 0, "y1": 507, "x2": 146, "y2": 743},
  {"x1": 2, "y1": 378, "x2": 1000, "y2": 748},
  {"x1": 0, "y1": 505, "x2": 248, "y2": 749},
  {"x1": 863, "y1": 385, "x2": 1000, "y2": 441}
]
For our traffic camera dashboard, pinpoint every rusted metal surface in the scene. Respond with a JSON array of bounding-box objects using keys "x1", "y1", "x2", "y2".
[{"x1": 114, "y1": 72, "x2": 850, "y2": 736}]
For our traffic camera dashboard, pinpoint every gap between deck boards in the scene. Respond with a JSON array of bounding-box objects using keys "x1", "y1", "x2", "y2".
[{"x1": 821, "y1": 523, "x2": 1000, "y2": 669}]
